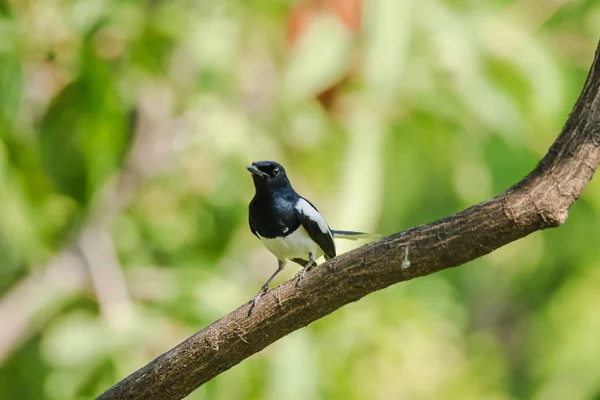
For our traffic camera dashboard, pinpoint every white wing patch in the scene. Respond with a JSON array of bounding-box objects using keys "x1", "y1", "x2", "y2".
[{"x1": 295, "y1": 198, "x2": 330, "y2": 234}]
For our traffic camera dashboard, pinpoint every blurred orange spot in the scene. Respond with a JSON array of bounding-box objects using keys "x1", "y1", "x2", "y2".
[
  {"x1": 285, "y1": 0, "x2": 362, "y2": 111},
  {"x1": 286, "y1": 0, "x2": 362, "y2": 46}
]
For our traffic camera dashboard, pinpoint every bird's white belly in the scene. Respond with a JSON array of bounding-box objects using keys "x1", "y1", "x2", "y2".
[{"x1": 258, "y1": 227, "x2": 324, "y2": 262}]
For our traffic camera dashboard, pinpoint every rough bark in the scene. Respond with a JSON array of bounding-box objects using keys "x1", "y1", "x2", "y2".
[{"x1": 97, "y1": 39, "x2": 600, "y2": 400}]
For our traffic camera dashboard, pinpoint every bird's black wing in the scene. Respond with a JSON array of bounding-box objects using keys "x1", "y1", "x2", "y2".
[{"x1": 294, "y1": 197, "x2": 336, "y2": 259}]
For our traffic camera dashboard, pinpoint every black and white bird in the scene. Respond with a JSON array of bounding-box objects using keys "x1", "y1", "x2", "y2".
[{"x1": 247, "y1": 160, "x2": 377, "y2": 306}]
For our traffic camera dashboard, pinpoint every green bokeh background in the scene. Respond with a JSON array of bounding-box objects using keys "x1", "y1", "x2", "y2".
[{"x1": 0, "y1": 0, "x2": 599, "y2": 399}]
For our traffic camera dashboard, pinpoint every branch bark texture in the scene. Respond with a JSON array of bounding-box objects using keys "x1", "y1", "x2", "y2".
[{"x1": 97, "y1": 40, "x2": 600, "y2": 400}]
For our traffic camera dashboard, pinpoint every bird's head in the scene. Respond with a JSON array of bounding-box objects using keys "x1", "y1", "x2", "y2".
[{"x1": 246, "y1": 161, "x2": 290, "y2": 189}]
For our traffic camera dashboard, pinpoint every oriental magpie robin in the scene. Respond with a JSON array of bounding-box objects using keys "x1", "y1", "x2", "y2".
[{"x1": 247, "y1": 160, "x2": 377, "y2": 307}]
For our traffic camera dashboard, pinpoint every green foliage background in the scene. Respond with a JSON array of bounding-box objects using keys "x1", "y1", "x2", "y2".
[{"x1": 0, "y1": 0, "x2": 599, "y2": 399}]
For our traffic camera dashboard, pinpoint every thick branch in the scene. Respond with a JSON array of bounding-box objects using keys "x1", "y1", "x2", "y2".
[{"x1": 97, "y1": 40, "x2": 600, "y2": 400}]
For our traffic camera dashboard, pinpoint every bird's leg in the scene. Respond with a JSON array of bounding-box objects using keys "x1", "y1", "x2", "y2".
[
  {"x1": 295, "y1": 252, "x2": 316, "y2": 285},
  {"x1": 251, "y1": 259, "x2": 285, "y2": 308}
]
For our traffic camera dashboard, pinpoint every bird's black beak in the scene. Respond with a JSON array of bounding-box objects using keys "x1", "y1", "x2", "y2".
[{"x1": 246, "y1": 164, "x2": 269, "y2": 179}]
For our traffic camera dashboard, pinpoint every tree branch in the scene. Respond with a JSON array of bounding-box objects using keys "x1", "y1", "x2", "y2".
[{"x1": 97, "y1": 39, "x2": 600, "y2": 400}]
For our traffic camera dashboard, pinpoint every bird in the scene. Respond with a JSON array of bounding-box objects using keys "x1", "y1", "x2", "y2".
[{"x1": 247, "y1": 160, "x2": 378, "y2": 307}]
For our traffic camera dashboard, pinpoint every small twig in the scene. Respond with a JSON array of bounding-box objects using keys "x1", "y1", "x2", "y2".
[{"x1": 0, "y1": 85, "x2": 180, "y2": 362}]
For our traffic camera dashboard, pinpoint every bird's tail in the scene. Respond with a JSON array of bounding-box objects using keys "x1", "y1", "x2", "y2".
[{"x1": 331, "y1": 230, "x2": 381, "y2": 241}]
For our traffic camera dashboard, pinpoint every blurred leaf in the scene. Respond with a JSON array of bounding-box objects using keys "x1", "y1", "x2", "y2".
[
  {"x1": 39, "y1": 37, "x2": 130, "y2": 204},
  {"x1": 0, "y1": 53, "x2": 21, "y2": 126}
]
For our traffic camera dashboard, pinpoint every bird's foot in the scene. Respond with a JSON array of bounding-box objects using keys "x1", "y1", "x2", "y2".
[
  {"x1": 295, "y1": 264, "x2": 314, "y2": 286},
  {"x1": 248, "y1": 285, "x2": 269, "y2": 314}
]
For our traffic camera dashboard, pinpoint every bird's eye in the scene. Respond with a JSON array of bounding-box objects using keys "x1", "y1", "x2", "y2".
[{"x1": 272, "y1": 168, "x2": 280, "y2": 176}]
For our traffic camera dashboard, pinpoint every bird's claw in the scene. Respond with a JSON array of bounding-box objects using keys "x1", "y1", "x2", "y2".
[
  {"x1": 295, "y1": 265, "x2": 312, "y2": 286},
  {"x1": 250, "y1": 285, "x2": 269, "y2": 309},
  {"x1": 251, "y1": 294, "x2": 261, "y2": 309},
  {"x1": 294, "y1": 271, "x2": 303, "y2": 285}
]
